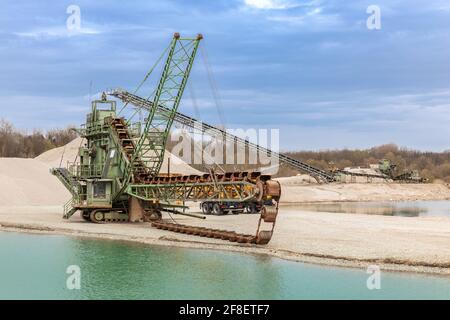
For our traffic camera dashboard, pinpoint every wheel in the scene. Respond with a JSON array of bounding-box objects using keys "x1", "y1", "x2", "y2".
[
  {"x1": 212, "y1": 203, "x2": 224, "y2": 216},
  {"x1": 255, "y1": 180, "x2": 265, "y2": 202},
  {"x1": 90, "y1": 210, "x2": 104, "y2": 223},
  {"x1": 201, "y1": 202, "x2": 212, "y2": 214},
  {"x1": 256, "y1": 231, "x2": 273, "y2": 245},
  {"x1": 246, "y1": 202, "x2": 258, "y2": 214}
]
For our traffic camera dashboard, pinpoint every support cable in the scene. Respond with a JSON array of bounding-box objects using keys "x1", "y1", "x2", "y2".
[{"x1": 117, "y1": 43, "x2": 171, "y2": 116}]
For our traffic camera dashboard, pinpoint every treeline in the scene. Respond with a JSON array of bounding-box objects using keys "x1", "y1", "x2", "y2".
[
  {"x1": 167, "y1": 134, "x2": 450, "y2": 182},
  {"x1": 283, "y1": 144, "x2": 450, "y2": 182},
  {"x1": 3, "y1": 119, "x2": 450, "y2": 182},
  {"x1": 0, "y1": 119, "x2": 78, "y2": 158}
]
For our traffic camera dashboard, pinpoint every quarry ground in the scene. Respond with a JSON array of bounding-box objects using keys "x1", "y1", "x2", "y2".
[{"x1": 1, "y1": 138, "x2": 450, "y2": 275}]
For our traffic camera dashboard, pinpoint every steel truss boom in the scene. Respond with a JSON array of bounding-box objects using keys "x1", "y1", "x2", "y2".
[{"x1": 128, "y1": 33, "x2": 203, "y2": 183}]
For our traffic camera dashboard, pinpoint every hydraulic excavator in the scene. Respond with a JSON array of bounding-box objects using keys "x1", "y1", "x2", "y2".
[{"x1": 51, "y1": 33, "x2": 281, "y2": 245}]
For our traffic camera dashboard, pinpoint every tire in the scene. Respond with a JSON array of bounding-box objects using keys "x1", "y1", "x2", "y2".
[
  {"x1": 90, "y1": 210, "x2": 104, "y2": 223},
  {"x1": 201, "y1": 202, "x2": 211, "y2": 214},
  {"x1": 212, "y1": 203, "x2": 223, "y2": 216},
  {"x1": 246, "y1": 202, "x2": 258, "y2": 214}
]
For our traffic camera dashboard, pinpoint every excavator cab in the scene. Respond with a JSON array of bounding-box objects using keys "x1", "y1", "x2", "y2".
[{"x1": 85, "y1": 179, "x2": 113, "y2": 207}]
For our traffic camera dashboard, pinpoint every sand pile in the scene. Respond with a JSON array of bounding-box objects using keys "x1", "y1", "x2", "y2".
[
  {"x1": 35, "y1": 138, "x2": 202, "y2": 175},
  {"x1": 0, "y1": 138, "x2": 84, "y2": 206},
  {"x1": 160, "y1": 151, "x2": 203, "y2": 176},
  {"x1": 35, "y1": 137, "x2": 83, "y2": 168},
  {"x1": 0, "y1": 138, "x2": 202, "y2": 208},
  {"x1": 0, "y1": 158, "x2": 71, "y2": 206}
]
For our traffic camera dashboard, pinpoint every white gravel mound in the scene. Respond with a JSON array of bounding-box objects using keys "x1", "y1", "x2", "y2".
[
  {"x1": 0, "y1": 158, "x2": 71, "y2": 206},
  {"x1": 35, "y1": 138, "x2": 202, "y2": 175}
]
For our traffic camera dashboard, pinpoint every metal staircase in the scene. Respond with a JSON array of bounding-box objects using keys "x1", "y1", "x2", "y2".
[
  {"x1": 51, "y1": 168, "x2": 80, "y2": 196},
  {"x1": 51, "y1": 168, "x2": 82, "y2": 219},
  {"x1": 63, "y1": 198, "x2": 78, "y2": 219}
]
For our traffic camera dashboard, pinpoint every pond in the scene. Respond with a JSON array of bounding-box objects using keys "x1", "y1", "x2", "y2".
[{"x1": 1, "y1": 231, "x2": 449, "y2": 299}]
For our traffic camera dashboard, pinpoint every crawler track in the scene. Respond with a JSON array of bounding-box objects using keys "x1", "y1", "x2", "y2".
[{"x1": 152, "y1": 200, "x2": 279, "y2": 245}]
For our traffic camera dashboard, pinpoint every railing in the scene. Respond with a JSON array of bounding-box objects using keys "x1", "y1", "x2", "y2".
[
  {"x1": 68, "y1": 163, "x2": 104, "y2": 178},
  {"x1": 63, "y1": 198, "x2": 76, "y2": 219},
  {"x1": 68, "y1": 192, "x2": 112, "y2": 208},
  {"x1": 72, "y1": 193, "x2": 87, "y2": 206},
  {"x1": 51, "y1": 167, "x2": 79, "y2": 196},
  {"x1": 84, "y1": 121, "x2": 109, "y2": 136}
]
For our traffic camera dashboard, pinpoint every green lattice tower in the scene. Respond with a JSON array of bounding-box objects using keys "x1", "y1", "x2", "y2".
[{"x1": 130, "y1": 33, "x2": 202, "y2": 181}]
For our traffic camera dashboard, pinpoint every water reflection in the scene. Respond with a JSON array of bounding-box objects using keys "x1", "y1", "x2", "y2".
[
  {"x1": 292, "y1": 200, "x2": 450, "y2": 217},
  {"x1": 70, "y1": 238, "x2": 284, "y2": 299}
]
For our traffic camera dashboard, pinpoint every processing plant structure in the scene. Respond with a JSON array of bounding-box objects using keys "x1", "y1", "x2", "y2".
[{"x1": 51, "y1": 33, "x2": 281, "y2": 245}]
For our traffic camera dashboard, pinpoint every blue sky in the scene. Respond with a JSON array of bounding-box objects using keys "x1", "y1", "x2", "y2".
[{"x1": 1, "y1": 0, "x2": 450, "y2": 151}]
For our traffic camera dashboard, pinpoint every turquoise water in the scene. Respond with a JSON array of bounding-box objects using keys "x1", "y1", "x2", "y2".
[
  {"x1": 293, "y1": 200, "x2": 450, "y2": 217},
  {"x1": 0, "y1": 231, "x2": 449, "y2": 300}
]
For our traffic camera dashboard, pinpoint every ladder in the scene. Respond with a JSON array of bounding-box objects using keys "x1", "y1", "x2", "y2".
[{"x1": 51, "y1": 168, "x2": 80, "y2": 196}]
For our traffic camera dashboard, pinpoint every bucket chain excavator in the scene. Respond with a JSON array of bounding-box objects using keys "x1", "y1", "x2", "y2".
[{"x1": 52, "y1": 33, "x2": 281, "y2": 245}]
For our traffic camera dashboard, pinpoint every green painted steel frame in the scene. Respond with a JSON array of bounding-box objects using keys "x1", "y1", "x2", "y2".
[
  {"x1": 126, "y1": 180, "x2": 257, "y2": 205},
  {"x1": 128, "y1": 34, "x2": 202, "y2": 184}
]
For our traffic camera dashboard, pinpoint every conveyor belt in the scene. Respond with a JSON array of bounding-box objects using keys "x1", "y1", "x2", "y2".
[{"x1": 109, "y1": 88, "x2": 336, "y2": 183}]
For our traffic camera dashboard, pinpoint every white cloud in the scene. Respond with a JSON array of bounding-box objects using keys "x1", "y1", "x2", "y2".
[
  {"x1": 267, "y1": 7, "x2": 344, "y2": 31},
  {"x1": 14, "y1": 26, "x2": 101, "y2": 39},
  {"x1": 243, "y1": 0, "x2": 299, "y2": 10},
  {"x1": 13, "y1": 22, "x2": 164, "y2": 40}
]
